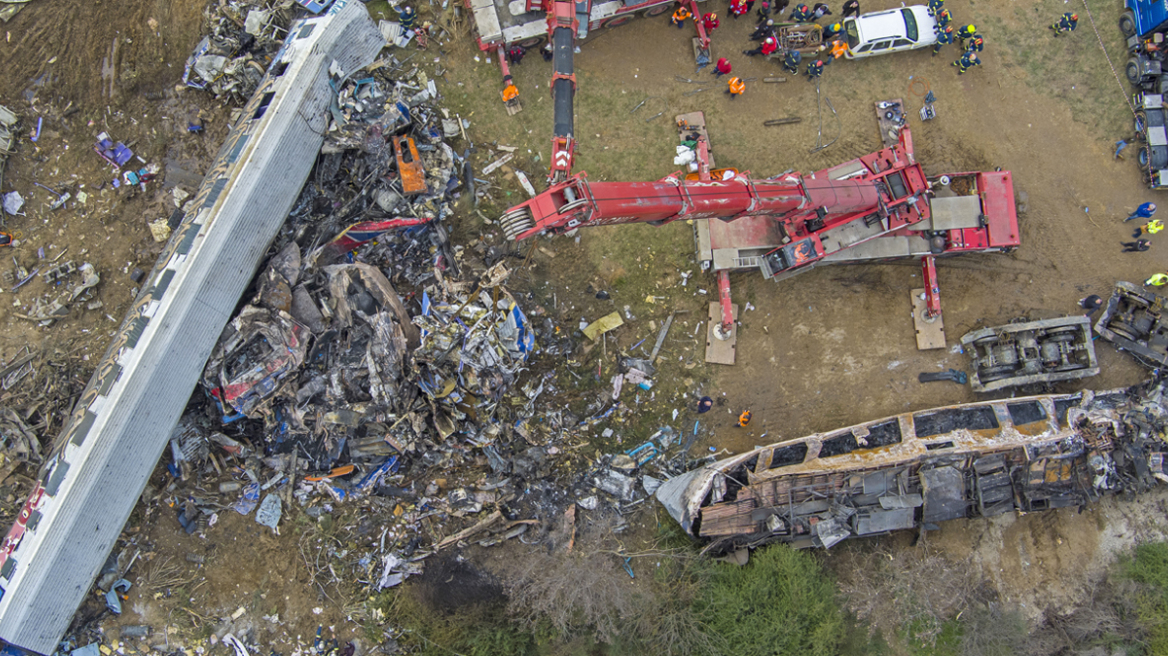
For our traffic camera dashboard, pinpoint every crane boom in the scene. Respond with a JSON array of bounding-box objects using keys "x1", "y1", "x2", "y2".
[{"x1": 547, "y1": 0, "x2": 578, "y2": 183}]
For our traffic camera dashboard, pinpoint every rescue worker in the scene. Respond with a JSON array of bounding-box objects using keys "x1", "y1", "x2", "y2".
[
  {"x1": 952, "y1": 49, "x2": 980, "y2": 74},
  {"x1": 702, "y1": 12, "x2": 720, "y2": 31},
  {"x1": 927, "y1": 0, "x2": 943, "y2": 15},
  {"x1": 964, "y1": 33, "x2": 984, "y2": 53},
  {"x1": 756, "y1": 0, "x2": 772, "y2": 21},
  {"x1": 934, "y1": 8, "x2": 952, "y2": 28},
  {"x1": 501, "y1": 76, "x2": 519, "y2": 103},
  {"x1": 727, "y1": 76, "x2": 746, "y2": 98},
  {"x1": 773, "y1": 0, "x2": 790, "y2": 16},
  {"x1": 751, "y1": 19, "x2": 775, "y2": 40},
  {"x1": 783, "y1": 48, "x2": 802, "y2": 74},
  {"x1": 806, "y1": 57, "x2": 826, "y2": 80},
  {"x1": 541, "y1": 42, "x2": 553, "y2": 61},
  {"x1": 1079, "y1": 295, "x2": 1104, "y2": 316},
  {"x1": 957, "y1": 23, "x2": 977, "y2": 40},
  {"x1": 398, "y1": 4, "x2": 416, "y2": 30},
  {"x1": 737, "y1": 410, "x2": 753, "y2": 427},
  {"x1": 932, "y1": 24, "x2": 954, "y2": 55},
  {"x1": 507, "y1": 43, "x2": 526, "y2": 65},
  {"x1": 811, "y1": 2, "x2": 832, "y2": 19},
  {"x1": 1122, "y1": 239, "x2": 1152, "y2": 252},
  {"x1": 789, "y1": 3, "x2": 813, "y2": 21},
  {"x1": 697, "y1": 396, "x2": 714, "y2": 413},
  {"x1": 730, "y1": 0, "x2": 749, "y2": 18},
  {"x1": 841, "y1": 0, "x2": 859, "y2": 18},
  {"x1": 829, "y1": 38, "x2": 848, "y2": 58},
  {"x1": 745, "y1": 35, "x2": 778, "y2": 56},
  {"x1": 711, "y1": 56, "x2": 733, "y2": 77},
  {"x1": 1050, "y1": 12, "x2": 1078, "y2": 36},
  {"x1": 1116, "y1": 139, "x2": 1130, "y2": 160},
  {"x1": 1147, "y1": 272, "x2": 1168, "y2": 287},
  {"x1": 1126, "y1": 202, "x2": 1157, "y2": 221},
  {"x1": 1133, "y1": 219, "x2": 1164, "y2": 237},
  {"x1": 823, "y1": 21, "x2": 843, "y2": 38},
  {"x1": 672, "y1": 4, "x2": 692, "y2": 27}
]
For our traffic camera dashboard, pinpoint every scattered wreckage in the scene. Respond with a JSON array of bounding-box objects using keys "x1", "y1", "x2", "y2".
[
  {"x1": 1096, "y1": 281, "x2": 1168, "y2": 368},
  {"x1": 960, "y1": 316, "x2": 1099, "y2": 392},
  {"x1": 656, "y1": 377, "x2": 1168, "y2": 552},
  {"x1": 0, "y1": 105, "x2": 16, "y2": 194}
]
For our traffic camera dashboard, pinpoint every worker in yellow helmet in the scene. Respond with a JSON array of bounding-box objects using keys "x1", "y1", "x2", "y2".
[{"x1": 1146, "y1": 272, "x2": 1168, "y2": 287}]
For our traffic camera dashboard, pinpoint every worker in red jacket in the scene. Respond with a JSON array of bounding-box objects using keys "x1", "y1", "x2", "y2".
[
  {"x1": 711, "y1": 57, "x2": 733, "y2": 77},
  {"x1": 730, "y1": 0, "x2": 749, "y2": 18},
  {"x1": 745, "y1": 35, "x2": 777, "y2": 56},
  {"x1": 702, "y1": 12, "x2": 720, "y2": 31}
]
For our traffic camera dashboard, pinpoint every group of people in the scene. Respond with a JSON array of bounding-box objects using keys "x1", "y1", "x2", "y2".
[{"x1": 1118, "y1": 202, "x2": 1168, "y2": 286}]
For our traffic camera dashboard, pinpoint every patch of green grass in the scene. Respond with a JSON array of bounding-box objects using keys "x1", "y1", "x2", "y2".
[
  {"x1": 1121, "y1": 542, "x2": 1168, "y2": 655},
  {"x1": 902, "y1": 617, "x2": 961, "y2": 656},
  {"x1": 691, "y1": 545, "x2": 845, "y2": 656}
]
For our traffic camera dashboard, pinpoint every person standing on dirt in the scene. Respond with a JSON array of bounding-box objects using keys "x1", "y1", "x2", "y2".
[
  {"x1": 1134, "y1": 219, "x2": 1164, "y2": 238},
  {"x1": 957, "y1": 23, "x2": 977, "y2": 40},
  {"x1": 1145, "y1": 272, "x2": 1168, "y2": 287},
  {"x1": 806, "y1": 57, "x2": 827, "y2": 80},
  {"x1": 702, "y1": 12, "x2": 721, "y2": 32},
  {"x1": 772, "y1": 0, "x2": 790, "y2": 16},
  {"x1": 927, "y1": 0, "x2": 944, "y2": 15},
  {"x1": 841, "y1": 0, "x2": 859, "y2": 18},
  {"x1": 697, "y1": 396, "x2": 714, "y2": 413},
  {"x1": 756, "y1": 0, "x2": 772, "y2": 21},
  {"x1": 1126, "y1": 202, "x2": 1157, "y2": 222},
  {"x1": 711, "y1": 57, "x2": 733, "y2": 77},
  {"x1": 934, "y1": 8, "x2": 952, "y2": 29},
  {"x1": 672, "y1": 4, "x2": 692, "y2": 28},
  {"x1": 784, "y1": 48, "x2": 803, "y2": 74},
  {"x1": 736, "y1": 411, "x2": 753, "y2": 427},
  {"x1": 933, "y1": 25, "x2": 954, "y2": 55},
  {"x1": 1122, "y1": 239, "x2": 1152, "y2": 252},
  {"x1": 811, "y1": 2, "x2": 832, "y2": 19},
  {"x1": 730, "y1": 0, "x2": 749, "y2": 18},
  {"x1": 501, "y1": 76, "x2": 519, "y2": 103},
  {"x1": 745, "y1": 36, "x2": 778, "y2": 56},
  {"x1": 1050, "y1": 12, "x2": 1078, "y2": 36},
  {"x1": 964, "y1": 33, "x2": 984, "y2": 53},
  {"x1": 823, "y1": 21, "x2": 843, "y2": 38},
  {"x1": 790, "y1": 3, "x2": 814, "y2": 21},
  {"x1": 952, "y1": 50, "x2": 980, "y2": 74},
  {"x1": 1079, "y1": 295, "x2": 1105, "y2": 316},
  {"x1": 829, "y1": 38, "x2": 848, "y2": 58},
  {"x1": 726, "y1": 76, "x2": 746, "y2": 98}
]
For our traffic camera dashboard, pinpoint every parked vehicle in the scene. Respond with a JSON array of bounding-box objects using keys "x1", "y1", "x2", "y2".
[{"x1": 842, "y1": 5, "x2": 937, "y2": 59}]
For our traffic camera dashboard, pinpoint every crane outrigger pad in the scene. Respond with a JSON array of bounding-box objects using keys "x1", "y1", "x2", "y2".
[
  {"x1": 705, "y1": 302, "x2": 737, "y2": 365},
  {"x1": 911, "y1": 288, "x2": 945, "y2": 350}
]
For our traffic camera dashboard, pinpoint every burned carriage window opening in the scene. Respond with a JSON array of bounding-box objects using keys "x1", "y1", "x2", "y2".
[
  {"x1": 1054, "y1": 395, "x2": 1082, "y2": 426},
  {"x1": 297, "y1": 23, "x2": 317, "y2": 39},
  {"x1": 253, "y1": 92, "x2": 276, "y2": 121},
  {"x1": 913, "y1": 406, "x2": 999, "y2": 438},
  {"x1": 270, "y1": 61, "x2": 289, "y2": 77},
  {"x1": 1007, "y1": 401, "x2": 1047, "y2": 426},
  {"x1": 925, "y1": 441, "x2": 955, "y2": 451},
  {"x1": 768, "y1": 443, "x2": 809, "y2": 469},
  {"x1": 866, "y1": 420, "x2": 902, "y2": 447}
]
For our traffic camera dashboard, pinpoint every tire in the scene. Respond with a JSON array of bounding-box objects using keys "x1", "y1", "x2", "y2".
[
  {"x1": 1120, "y1": 11, "x2": 1137, "y2": 37},
  {"x1": 1136, "y1": 110, "x2": 1148, "y2": 135},
  {"x1": 1129, "y1": 58, "x2": 1145, "y2": 86},
  {"x1": 1140, "y1": 145, "x2": 1151, "y2": 171},
  {"x1": 517, "y1": 35, "x2": 546, "y2": 48},
  {"x1": 644, "y1": 3, "x2": 671, "y2": 17},
  {"x1": 604, "y1": 14, "x2": 634, "y2": 27}
]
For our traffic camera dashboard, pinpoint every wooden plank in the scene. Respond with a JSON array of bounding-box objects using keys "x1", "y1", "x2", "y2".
[
  {"x1": 705, "y1": 302, "x2": 737, "y2": 365},
  {"x1": 911, "y1": 288, "x2": 946, "y2": 350}
]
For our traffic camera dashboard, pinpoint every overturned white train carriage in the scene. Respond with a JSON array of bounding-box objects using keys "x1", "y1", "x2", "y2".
[{"x1": 656, "y1": 380, "x2": 1168, "y2": 551}]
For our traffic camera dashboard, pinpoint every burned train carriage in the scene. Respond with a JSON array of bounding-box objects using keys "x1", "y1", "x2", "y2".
[{"x1": 656, "y1": 381, "x2": 1168, "y2": 551}]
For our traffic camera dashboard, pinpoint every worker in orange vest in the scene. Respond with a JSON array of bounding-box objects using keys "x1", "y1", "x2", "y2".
[
  {"x1": 829, "y1": 39, "x2": 848, "y2": 58},
  {"x1": 501, "y1": 75, "x2": 519, "y2": 103},
  {"x1": 726, "y1": 76, "x2": 745, "y2": 98},
  {"x1": 672, "y1": 4, "x2": 692, "y2": 27},
  {"x1": 737, "y1": 410, "x2": 752, "y2": 427}
]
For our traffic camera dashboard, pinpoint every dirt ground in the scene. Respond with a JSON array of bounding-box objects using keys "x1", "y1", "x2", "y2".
[{"x1": 1, "y1": 0, "x2": 1166, "y2": 649}]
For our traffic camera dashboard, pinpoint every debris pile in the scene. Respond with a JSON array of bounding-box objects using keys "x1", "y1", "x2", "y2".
[{"x1": 183, "y1": 0, "x2": 294, "y2": 102}]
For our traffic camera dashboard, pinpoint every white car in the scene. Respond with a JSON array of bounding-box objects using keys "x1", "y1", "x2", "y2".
[{"x1": 842, "y1": 5, "x2": 937, "y2": 59}]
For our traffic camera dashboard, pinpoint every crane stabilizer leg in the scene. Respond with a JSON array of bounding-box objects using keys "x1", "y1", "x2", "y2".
[
  {"x1": 922, "y1": 254, "x2": 941, "y2": 319},
  {"x1": 715, "y1": 270, "x2": 735, "y2": 339},
  {"x1": 911, "y1": 254, "x2": 946, "y2": 350}
]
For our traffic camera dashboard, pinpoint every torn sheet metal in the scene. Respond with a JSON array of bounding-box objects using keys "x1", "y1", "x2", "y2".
[{"x1": 202, "y1": 307, "x2": 310, "y2": 417}]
